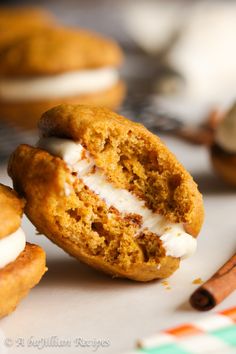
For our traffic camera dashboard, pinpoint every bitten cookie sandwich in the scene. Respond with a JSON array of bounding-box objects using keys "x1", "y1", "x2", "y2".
[
  {"x1": 0, "y1": 27, "x2": 124, "y2": 129},
  {"x1": 0, "y1": 7, "x2": 54, "y2": 50},
  {"x1": 210, "y1": 103, "x2": 236, "y2": 187},
  {"x1": 0, "y1": 184, "x2": 46, "y2": 318},
  {"x1": 8, "y1": 105, "x2": 204, "y2": 282}
]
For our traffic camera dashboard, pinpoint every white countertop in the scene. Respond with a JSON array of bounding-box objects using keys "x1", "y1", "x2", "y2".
[{"x1": 0, "y1": 136, "x2": 235, "y2": 354}]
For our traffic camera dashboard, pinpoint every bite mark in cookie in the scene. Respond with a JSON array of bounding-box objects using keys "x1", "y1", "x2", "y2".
[{"x1": 38, "y1": 137, "x2": 197, "y2": 259}]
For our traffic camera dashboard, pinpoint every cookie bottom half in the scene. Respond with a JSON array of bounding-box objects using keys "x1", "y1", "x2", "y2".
[
  {"x1": 0, "y1": 242, "x2": 46, "y2": 318},
  {"x1": 0, "y1": 81, "x2": 125, "y2": 130}
]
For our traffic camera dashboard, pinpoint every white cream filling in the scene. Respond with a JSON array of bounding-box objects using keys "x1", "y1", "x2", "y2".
[
  {"x1": 0, "y1": 67, "x2": 119, "y2": 101},
  {"x1": 0, "y1": 228, "x2": 26, "y2": 269},
  {"x1": 38, "y1": 137, "x2": 197, "y2": 259},
  {"x1": 215, "y1": 103, "x2": 236, "y2": 153}
]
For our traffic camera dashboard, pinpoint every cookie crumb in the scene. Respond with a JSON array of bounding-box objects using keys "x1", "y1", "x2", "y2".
[
  {"x1": 161, "y1": 280, "x2": 171, "y2": 290},
  {"x1": 161, "y1": 280, "x2": 169, "y2": 286},
  {"x1": 192, "y1": 277, "x2": 203, "y2": 285}
]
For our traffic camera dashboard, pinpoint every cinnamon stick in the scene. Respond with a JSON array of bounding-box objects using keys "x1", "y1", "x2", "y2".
[
  {"x1": 176, "y1": 126, "x2": 214, "y2": 146},
  {"x1": 190, "y1": 253, "x2": 236, "y2": 311}
]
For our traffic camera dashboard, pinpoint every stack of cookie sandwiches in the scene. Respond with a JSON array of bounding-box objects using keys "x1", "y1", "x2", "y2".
[
  {"x1": 8, "y1": 104, "x2": 204, "y2": 281},
  {"x1": 0, "y1": 184, "x2": 46, "y2": 318},
  {"x1": 0, "y1": 27, "x2": 124, "y2": 129}
]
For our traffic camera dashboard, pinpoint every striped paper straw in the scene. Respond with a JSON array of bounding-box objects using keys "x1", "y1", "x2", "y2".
[{"x1": 122, "y1": 307, "x2": 236, "y2": 354}]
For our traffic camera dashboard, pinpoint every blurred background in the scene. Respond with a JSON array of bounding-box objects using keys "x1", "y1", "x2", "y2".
[{"x1": 1, "y1": 0, "x2": 236, "y2": 162}]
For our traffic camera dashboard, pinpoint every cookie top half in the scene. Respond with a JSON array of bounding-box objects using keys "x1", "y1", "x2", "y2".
[
  {"x1": 0, "y1": 184, "x2": 25, "y2": 239},
  {"x1": 0, "y1": 7, "x2": 54, "y2": 30},
  {"x1": 0, "y1": 7, "x2": 54, "y2": 51},
  {"x1": 38, "y1": 104, "x2": 204, "y2": 236},
  {"x1": 0, "y1": 27, "x2": 123, "y2": 78}
]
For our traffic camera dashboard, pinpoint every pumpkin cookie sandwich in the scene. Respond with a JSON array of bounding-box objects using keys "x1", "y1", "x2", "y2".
[
  {"x1": 0, "y1": 27, "x2": 125, "y2": 129},
  {"x1": 0, "y1": 184, "x2": 46, "y2": 318},
  {"x1": 8, "y1": 105, "x2": 204, "y2": 282},
  {"x1": 0, "y1": 7, "x2": 54, "y2": 50}
]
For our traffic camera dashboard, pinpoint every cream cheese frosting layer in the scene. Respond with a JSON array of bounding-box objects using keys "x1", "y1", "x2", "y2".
[
  {"x1": 38, "y1": 137, "x2": 197, "y2": 259},
  {"x1": 215, "y1": 103, "x2": 236, "y2": 153},
  {"x1": 0, "y1": 228, "x2": 26, "y2": 269},
  {"x1": 0, "y1": 67, "x2": 119, "y2": 101}
]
